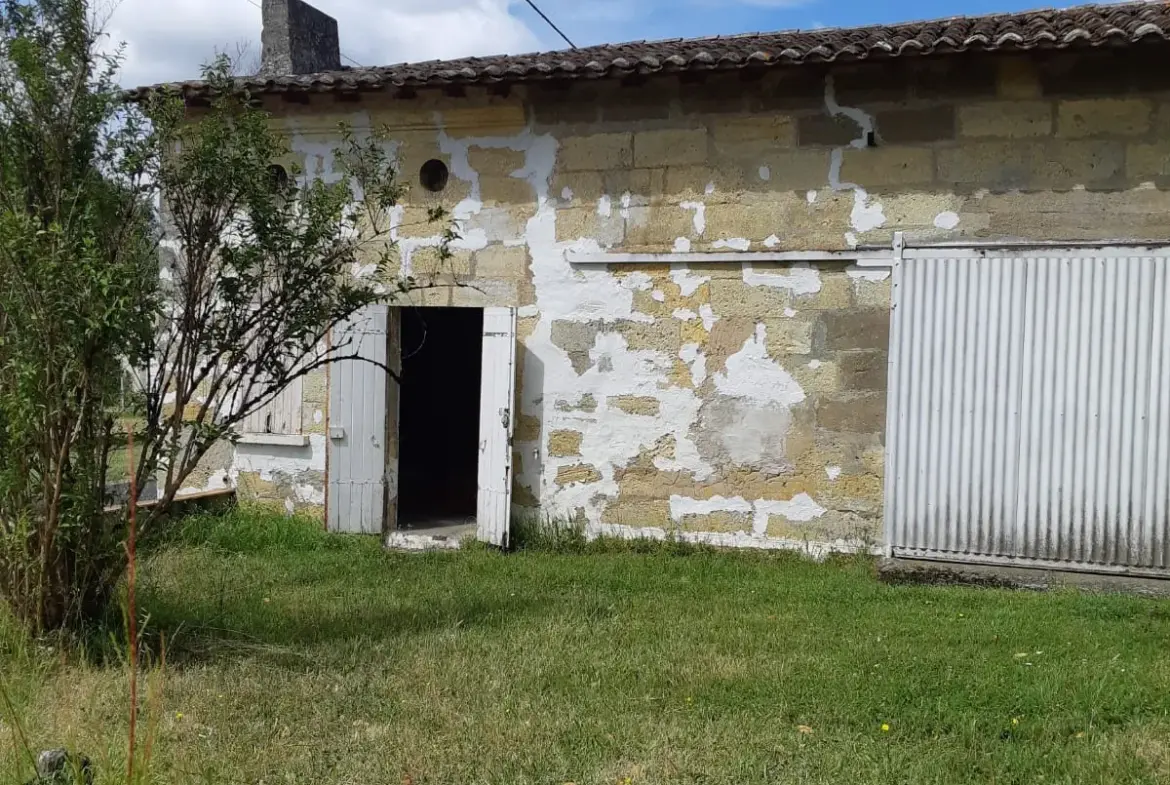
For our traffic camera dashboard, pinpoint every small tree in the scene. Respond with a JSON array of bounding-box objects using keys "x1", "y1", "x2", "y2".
[
  {"x1": 0, "y1": 0, "x2": 452, "y2": 633},
  {"x1": 0, "y1": 0, "x2": 159, "y2": 632},
  {"x1": 134, "y1": 59, "x2": 445, "y2": 529}
]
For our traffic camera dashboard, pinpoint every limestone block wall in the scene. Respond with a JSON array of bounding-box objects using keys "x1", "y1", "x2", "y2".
[{"x1": 224, "y1": 47, "x2": 1170, "y2": 547}]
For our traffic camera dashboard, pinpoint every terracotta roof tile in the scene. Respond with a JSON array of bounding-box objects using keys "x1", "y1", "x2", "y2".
[{"x1": 131, "y1": 1, "x2": 1170, "y2": 98}]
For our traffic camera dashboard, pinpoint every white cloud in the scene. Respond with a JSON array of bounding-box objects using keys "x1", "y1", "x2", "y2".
[{"x1": 105, "y1": 0, "x2": 541, "y2": 88}]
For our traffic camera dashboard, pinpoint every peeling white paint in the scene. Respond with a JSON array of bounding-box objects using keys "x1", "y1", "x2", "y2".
[
  {"x1": 847, "y1": 264, "x2": 891, "y2": 282},
  {"x1": 806, "y1": 190, "x2": 818, "y2": 204},
  {"x1": 679, "y1": 343, "x2": 708, "y2": 386},
  {"x1": 680, "y1": 200, "x2": 706, "y2": 236},
  {"x1": 826, "y1": 466, "x2": 842, "y2": 481},
  {"x1": 714, "y1": 324, "x2": 805, "y2": 406},
  {"x1": 593, "y1": 522, "x2": 878, "y2": 557},
  {"x1": 699, "y1": 304, "x2": 718, "y2": 331},
  {"x1": 229, "y1": 435, "x2": 328, "y2": 506},
  {"x1": 808, "y1": 359, "x2": 822, "y2": 369},
  {"x1": 670, "y1": 265, "x2": 710, "y2": 296},
  {"x1": 669, "y1": 492, "x2": 826, "y2": 537},
  {"x1": 313, "y1": 410, "x2": 323, "y2": 424},
  {"x1": 275, "y1": 110, "x2": 860, "y2": 540},
  {"x1": 755, "y1": 493, "x2": 827, "y2": 524},
  {"x1": 824, "y1": 75, "x2": 886, "y2": 240},
  {"x1": 713, "y1": 238, "x2": 751, "y2": 251},
  {"x1": 783, "y1": 308, "x2": 797, "y2": 318},
  {"x1": 763, "y1": 234, "x2": 781, "y2": 248},
  {"x1": 743, "y1": 262, "x2": 822, "y2": 295},
  {"x1": 933, "y1": 211, "x2": 960, "y2": 230}
]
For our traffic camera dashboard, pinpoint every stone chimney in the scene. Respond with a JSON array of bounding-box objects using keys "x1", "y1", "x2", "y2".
[{"x1": 260, "y1": 0, "x2": 341, "y2": 76}]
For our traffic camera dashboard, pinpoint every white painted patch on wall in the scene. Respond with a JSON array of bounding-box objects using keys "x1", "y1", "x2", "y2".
[
  {"x1": 808, "y1": 359, "x2": 822, "y2": 369},
  {"x1": 671, "y1": 265, "x2": 710, "y2": 296},
  {"x1": 755, "y1": 493, "x2": 827, "y2": 523},
  {"x1": 651, "y1": 289, "x2": 666, "y2": 302},
  {"x1": 714, "y1": 324, "x2": 805, "y2": 406},
  {"x1": 699, "y1": 304, "x2": 719, "y2": 331},
  {"x1": 846, "y1": 264, "x2": 891, "y2": 282},
  {"x1": 806, "y1": 190, "x2": 818, "y2": 204},
  {"x1": 561, "y1": 186, "x2": 573, "y2": 201},
  {"x1": 680, "y1": 201, "x2": 706, "y2": 236},
  {"x1": 230, "y1": 435, "x2": 328, "y2": 506},
  {"x1": 763, "y1": 234, "x2": 781, "y2": 248},
  {"x1": 673, "y1": 237, "x2": 692, "y2": 253},
  {"x1": 704, "y1": 182, "x2": 716, "y2": 195},
  {"x1": 823, "y1": 76, "x2": 887, "y2": 241},
  {"x1": 673, "y1": 308, "x2": 697, "y2": 321},
  {"x1": 783, "y1": 308, "x2": 797, "y2": 318},
  {"x1": 758, "y1": 166, "x2": 771, "y2": 181},
  {"x1": 679, "y1": 343, "x2": 708, "y2": 386},
  {"x1": 597, "y1": 194, "x2": 611, "y2": 217},
  {"x1": 743, "y1": 262, "x2": 822, "y2": 295},
  {"x1": 313, "y1": 410, "x2": 323, "y2": 424},
  {"x1": 619, "y1": 192, "x2": 632, "y2": 220},
  {"x1": 713, "y1": 238, "x2": 751, "y2": 251},
  {"x1": 826, "y1": 465, "x2": 842, "y2": 481},
  {"x1": 669, "y1": 493, "x2": 826, "y2": 536},
  {"x1": 933, "y1": 211, "x2": 960, "y2": 230}
]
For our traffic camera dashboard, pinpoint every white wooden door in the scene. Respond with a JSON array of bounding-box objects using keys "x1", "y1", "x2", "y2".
[
  {"x1": 327, "y1": 304, "x2": 392, "y2": 534},
  {"x1": 477, "y1": 307, "x2": 517, "y2": 547}
]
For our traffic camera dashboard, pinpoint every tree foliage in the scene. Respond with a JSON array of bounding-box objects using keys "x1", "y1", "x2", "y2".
[
  {"x1": 0, "y1": 0, "x2": 449, "y2": 634},
  {"x1": 0, "y1": 0, "x2": 158, "y2": 631}
]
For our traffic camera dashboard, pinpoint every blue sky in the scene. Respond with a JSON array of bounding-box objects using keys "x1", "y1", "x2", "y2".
[
  {"x1": 108, "y1": 0, "x2": 1094, "y2": 88},
  {"x1": 517, "y1": 0, "x2": 1080, "y2": 50}
]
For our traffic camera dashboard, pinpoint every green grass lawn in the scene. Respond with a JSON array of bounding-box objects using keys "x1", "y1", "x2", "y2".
[{"x1": 3, "y1": 510, "x2": 1170, "y2": 784}]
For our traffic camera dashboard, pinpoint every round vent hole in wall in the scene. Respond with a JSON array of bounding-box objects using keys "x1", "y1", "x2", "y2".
[
  {"x1": 419, "y1": 159, "x2": 449, "y2": 192},
  {"x1": 267, "y1": 164, "x2": 289, "y2": 191}
]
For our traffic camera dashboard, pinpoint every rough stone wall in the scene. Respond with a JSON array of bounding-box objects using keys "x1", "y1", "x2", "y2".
[{"x1": 231, "y1": 47, "x2": 1170, "y2": 548}]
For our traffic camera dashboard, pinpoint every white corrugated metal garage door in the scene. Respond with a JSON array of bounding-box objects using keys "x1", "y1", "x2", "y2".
[{"x1": 885, "y1": 246, "x2": 1170, "y2": 574}]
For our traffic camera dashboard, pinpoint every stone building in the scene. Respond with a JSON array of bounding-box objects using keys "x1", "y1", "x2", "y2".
[{"x1": 145, "y1": 0, "x2": 1170, "y2": 573}]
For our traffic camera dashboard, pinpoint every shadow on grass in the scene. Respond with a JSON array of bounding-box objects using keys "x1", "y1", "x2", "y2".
[
  {"x1": 110, "y1": 506, "x2": 556, "y2": 665},
  {"x1": 140, "y1": 586, "x2": 553, "y2": 665}
]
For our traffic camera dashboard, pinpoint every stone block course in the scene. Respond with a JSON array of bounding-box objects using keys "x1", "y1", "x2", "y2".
[
  {"x1": 815, "y1": 392, "x2": 887, "y2": 433},
  {"x1": 822, "y1": 310, "x2": 890, "y2": 351},
  {"x1": 1056, "y1": 99, "x2": 1153, "y2": 138},
  {"x1": 958, "y1": 102, "x2": 1052, "y2": 138},
  {"x1": 558, "y1": 132, "x2": 633, "y2": 171},
  {"x1": 840, "y1": 146, "x2": 935, "y2": 188},
  {"x1": 555, "y1": 463, "x2": 603, "y2": 486},
  {"x1": 710, "y1": 113, "x2": 797, "y2": 156},
  {"x1": 548, "y1": 430, "x2": 583, "y2": 457},
  {"x1": 876, "y1": 106, "x2": 956, "y2": 143},
  {"x1": 798, "y1": 113, "x2": 860, "y2": 147},
  {"x1": 633, "y1": 128, "x2": 708, "y2": 168}
]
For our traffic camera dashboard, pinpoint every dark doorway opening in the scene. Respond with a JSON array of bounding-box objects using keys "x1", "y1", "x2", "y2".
[{"x1": 397, "y1": 306, "x2": 483, "y2": 529}]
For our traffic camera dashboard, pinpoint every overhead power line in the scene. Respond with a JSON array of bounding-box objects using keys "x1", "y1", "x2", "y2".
[{"x1": 522, "y1": 0, "x2": 576, "y2": 49}]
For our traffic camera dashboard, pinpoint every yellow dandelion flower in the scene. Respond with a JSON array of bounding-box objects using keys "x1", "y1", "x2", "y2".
[
  {"x1": 881, "y1": 723, "x2": 890, "y2": 732},
  {"x1": 1011, "y1": 717, "x2": 1020, "y2": 726},
  {"x1": 175, "y1": 712, "x2": 183, "y2": 720}
]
